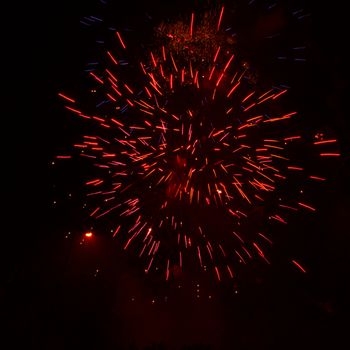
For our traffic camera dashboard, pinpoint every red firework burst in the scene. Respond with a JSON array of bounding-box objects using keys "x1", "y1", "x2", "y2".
[{"x1": 56, "y1": 6, "x2": 340, "y2": 282}]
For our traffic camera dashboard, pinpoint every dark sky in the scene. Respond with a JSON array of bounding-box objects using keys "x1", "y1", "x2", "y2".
[{"x1": 5, "y1": 0, "x2": 349, "y2": 349}]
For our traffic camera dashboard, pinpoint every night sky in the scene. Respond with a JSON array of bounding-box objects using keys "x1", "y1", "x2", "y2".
[{"x1": 5, "y1": 0, "x2": 349, "y2": 349}]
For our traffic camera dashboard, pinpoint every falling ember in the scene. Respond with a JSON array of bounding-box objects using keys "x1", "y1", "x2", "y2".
[
  {"x1": 116, "y1": 31, "x2": 126, "y2": 49},
  {"x1": 58, "y1": 92, "x2": 76, "y2": 103},
  {"x1": 56, "y1": 155, "x2": 72, "y2": 159},
  {"x1": 217, "y1": 6, "x2": 225, "y2": 32},
  {"x1": 319, "y1": 153, "x2": 341, "y2": 157},
  {"x1": 292, "y1": 260, "x2": 307, "y2": 273},
  {"x1": 190, "y1": 13, "x2": 195, "y2": 37},
  {"x1": 214, "y1": 266, "x2": 221, "y2": 282},
  {"x1": 107, "y1": 51, "x2": 118, "y2": 65},
  {"x1": 298, "y1": 202, "x2": 316, "y2": 212},
  {"x1": 56, "y1": 5, "x2": 338, "y2": 283}
]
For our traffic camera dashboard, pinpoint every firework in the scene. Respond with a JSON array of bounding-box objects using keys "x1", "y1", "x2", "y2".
[{"x1": 56, "y1": 5, "x2": 340, "y2": 282}]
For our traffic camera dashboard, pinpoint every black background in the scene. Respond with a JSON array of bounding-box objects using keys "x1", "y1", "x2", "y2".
[{"x1": 5, "y1": 0, "x2": 349, "y2": 349}]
